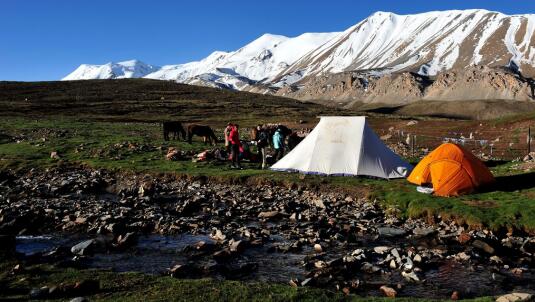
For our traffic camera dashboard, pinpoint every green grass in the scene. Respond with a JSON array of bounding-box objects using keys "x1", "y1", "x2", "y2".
[
  {"x1": 0, "y1": 260, "x2": 493, "y2": 302},
  {"x1": 1, "y1": 116, "x2": 535, "y2": 234}
]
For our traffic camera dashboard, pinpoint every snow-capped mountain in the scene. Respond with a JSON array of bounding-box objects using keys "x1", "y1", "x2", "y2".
[
  {"x1": 63, "y1": 60, "x2": 159, "y2": 80},
  {"x1": 278, "y1": 9, "x2": 535, "y2": 84},
  {"x1": 63, "y1": 9, "x2": 535, "y2": 94},
  {"x1": 143, "y1": 32, "x2": 340, "y2": 89}
]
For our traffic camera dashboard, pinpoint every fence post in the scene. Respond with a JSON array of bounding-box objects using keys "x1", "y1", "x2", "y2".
[{"x1": 528, "y1": 127, "x2": 531, "y2": 155}]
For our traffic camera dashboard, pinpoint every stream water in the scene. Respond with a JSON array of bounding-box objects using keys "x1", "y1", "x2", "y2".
[{"x1": 15, "y1": 234, "x2": 535, "y2": 299}]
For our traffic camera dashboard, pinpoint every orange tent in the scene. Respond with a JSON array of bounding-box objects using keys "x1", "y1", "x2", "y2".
[{"x1": 407, "y1": 143, "x2": 495, "y2": 197}]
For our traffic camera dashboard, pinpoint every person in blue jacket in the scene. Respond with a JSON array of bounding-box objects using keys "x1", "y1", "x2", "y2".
[{"x1": 273, "y1": 126, "x2": 285, "y2": 161}]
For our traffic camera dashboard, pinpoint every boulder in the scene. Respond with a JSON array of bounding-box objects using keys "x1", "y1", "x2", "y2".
[{"x1": 496, "y1": 293, "x2": 533, "y2": 302}]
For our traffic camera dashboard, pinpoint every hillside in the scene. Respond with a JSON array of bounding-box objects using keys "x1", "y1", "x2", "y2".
[{"x1": 0, "y1": 79, "x2": 347, "y2": 125}]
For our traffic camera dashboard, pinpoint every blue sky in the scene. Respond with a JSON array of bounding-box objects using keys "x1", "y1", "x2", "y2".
[{"x1": 1, "y1": 0, "x2": 534, "y2": 81}]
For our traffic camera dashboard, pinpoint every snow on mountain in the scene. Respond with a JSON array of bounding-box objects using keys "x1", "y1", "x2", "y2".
[
  {"x1": 280, "y1": 9, "x2": 535, "y2": 85},
  {"x1": 144, "y1": 32, "x2": 339, "y2": 85},
  {"x1": 62, "y1": 60, "x2": 160, "y2": 80},
  {"x1": 62, "y1": 9, "x2": 535, "y2": 91}
]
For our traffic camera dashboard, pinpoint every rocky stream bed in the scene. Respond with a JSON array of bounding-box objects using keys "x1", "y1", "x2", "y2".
[{"x1": 0, "y1": 167, "x2": 534, "y2": 300}]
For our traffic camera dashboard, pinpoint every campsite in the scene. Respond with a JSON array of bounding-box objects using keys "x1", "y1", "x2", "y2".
[
  {"x1": 1, "y1": 79, "x2": 534, "y2": 301},
  {"x1": 5, "y1": 1, "x2": 535, "y2": 300}
]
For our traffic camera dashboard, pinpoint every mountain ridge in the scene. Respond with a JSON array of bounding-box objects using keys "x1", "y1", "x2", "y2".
[{"x1": 62, "y1": 9, "x2": 535, "y2": 105}]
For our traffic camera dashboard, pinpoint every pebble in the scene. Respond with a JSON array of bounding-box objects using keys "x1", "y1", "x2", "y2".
[{"x1": 380, "y1": 285, "x2": 397, "y2": 298}]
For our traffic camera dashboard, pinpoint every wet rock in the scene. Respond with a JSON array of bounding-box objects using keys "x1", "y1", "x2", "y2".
[
  {"x1": 374, "y1": 246, "x2": 390, "y2": 254},
  {"x1": 210, "y1": 229, "x2": 226, "y2": 241},
  {"x1": 258, "y1": 211, "x2": 279, "y2": 219},
  {"x1": 229, "y1": 239, "x2": 247, "y2": 253},
  {"x1": 312, "y1": 199, "x2": 326, "y2": 209},
  {"x1": 193, "y1": 240, "x2": 216, "y2": 252},
  {"x1": 401, "y1": 270, "x2": 420, "y2": 282},
  {"x1": 361, "y1": 262, "x2": 381, "y2": 273},
  {"x1": 116, "y1": 232, "x2": 137, "y2": 249},
  {"x1": 455, "y1": 252, "x2": 471, "y2": 261},
  {"x1": 458, "y1": 232, "x2": 471, "y2": 244},
  {"x1": 472, "y1": 240, "x2": 495, "y2": 254},
  {"x1": 314, "y1": 243, "x2": 323, "y2": 253},
  {"x1": 413, "y1": 227, "x2": 436, "y2": 237},
  {"x1": 30, "y1": 287, "x2": 49, "y2": 299},
  {"x1": 169, "y1": 264, "x2": 199, "y2": 278},
  {"x1": 71, "y1": 239, "x2": 96, "y2": 256},
  {"x1": 496, "y1": 293, "x2": 533, "y2": 302},
  {"x1": 213, "y1": 249, "x2": 232, "y2": 262},
  {"x1": 380, "y1": 285, "x2": 397, "y2": 298},
  {"x1": 378, "y1": 227, "x2": 406, "y2": 237},
  {"x1": 69, "y1": 298, "x2": 89, "y2": 302}
]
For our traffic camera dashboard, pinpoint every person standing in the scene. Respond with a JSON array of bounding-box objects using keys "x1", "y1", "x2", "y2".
[
  {"x1": 224, "y1": 123, "x2": 233, "y2": 155},
  {"x1": 255, "y1": 125, "x2": 269, "y2": 169},
  {"x1": 273, "y1": 126, "x2": 285, "y2": 161},
  {"x1": 229, "y1": 124, "x2": 242, "y2": 169}
]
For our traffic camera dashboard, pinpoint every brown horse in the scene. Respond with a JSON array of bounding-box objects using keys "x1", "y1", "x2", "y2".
[
  {"x1": 162, "y1": 121, "x2": 186, "y2": 141},
  {"x1": 187, "y1": 124, "x2": 219, "y2": 145}
]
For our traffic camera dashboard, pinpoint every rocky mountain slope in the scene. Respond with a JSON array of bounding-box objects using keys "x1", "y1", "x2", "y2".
[{"x1": 62, "y1": 9, "x2": 535, "y2": 107}]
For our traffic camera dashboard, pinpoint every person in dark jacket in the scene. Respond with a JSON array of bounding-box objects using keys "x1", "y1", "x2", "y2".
[{"x1": 255, "y1": 125, "x2": 269, "y2": 169}]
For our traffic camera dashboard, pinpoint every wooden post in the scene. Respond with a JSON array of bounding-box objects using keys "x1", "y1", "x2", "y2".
[{"x1": 529, "y1": 127, "x2": 531, "y2": 155}]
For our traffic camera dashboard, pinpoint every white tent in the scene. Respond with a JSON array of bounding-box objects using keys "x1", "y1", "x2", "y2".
[{"x1": 271, "y1": 116, "x2": 412, "y2": 179}]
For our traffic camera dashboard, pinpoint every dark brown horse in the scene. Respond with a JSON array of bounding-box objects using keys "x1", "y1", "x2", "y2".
[
  {"x1": 163, "y1": 121, "x2": 186, "y2": 141},
  {"x1": 187, "y1": 124, "x2": 219, "y2": 145}
]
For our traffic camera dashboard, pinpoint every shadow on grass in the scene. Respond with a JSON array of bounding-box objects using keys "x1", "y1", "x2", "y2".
[
  {"x1": 485, "y1": 160, "x2": 509, "y2": 168},
  {"x1": 490, "y1": 172, "x2": 535, "y2": 192}
]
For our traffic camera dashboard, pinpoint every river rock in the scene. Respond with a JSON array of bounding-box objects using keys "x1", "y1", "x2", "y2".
[
  {"x1": 30, "y1": 287, "x2": 49, "y2": 299},
  {"x1": 458, "y1": 232, "x2": 471, "y2": 244},
  {"x1": 229, "y1": 239, "x2": 246, "y2": 253},
  {"x1": 401, "y1": 270, "x2": 420, "y2": 282},
  {"x1": 413, "y1": 227, "x2": 437, "y2": 237},
  {"x1": 378, "y1": 227, "x2": 406, "y2": 237},
  {"x1": 496, "y1": 293, "x2": 533, "y2": 302},
  {"x1": 69, "y1": 298, "x2": 89, "y2": 302},
  {"x1": 116, "y1": 232, "x2": 137, "y2": 248},
  {"x1": 374, "y1": 246, "x2": 390, "y2": 254},
  {"x1": 472, "y1": 240, "x2": 495, "y2": 254},
  {"x1": 210, "y1": 229, "x2": 226, "y2": 241},
  {"x1": 71, "y1": 239, "x2": 96, "y2": 256},
  {"x1": 380, "y1": 285, "x2": 397, "y2": 298},
  {"x1": 258, "y1": 211, "x2": 279, "y2": 219}
]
